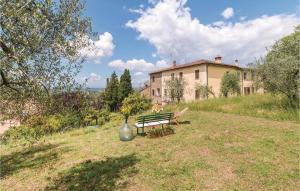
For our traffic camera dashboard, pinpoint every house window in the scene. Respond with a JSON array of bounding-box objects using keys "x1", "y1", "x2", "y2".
[
  {"x1": 243, "y1": 72, "x2": 247, "y2": 80},
  {"x1": 195, "y1": 70, "x2": 199, "y2": 80},
  {"x1": 179, "y1": 72, "x2": 183, "y2": 79},
  {"x1": 152, "y1": 89, "x2": 155, "y2": 96},
  {"x1": 152, "y1": 76, "x2": 155, "y2": 82},
  {"x1": 195, "y1": 90, "x2": 200, "y2": 99},
  {"x1": 157, "y1": 88, "x2": 160, "y2": 96},
  {"x1": 171, "y1": 73, "x2": 175, "y2": 80},
  {"x1": 164, "y1": 89, "x2": 167, "y2": 97},
  {"x1": 244, "y1": 87, "x2": 250, "y2": 95},
  {"x1": 251, "y1": 87, "x2": 255, "y2": 94}
]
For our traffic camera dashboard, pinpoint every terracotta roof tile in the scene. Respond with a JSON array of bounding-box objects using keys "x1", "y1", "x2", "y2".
[{"x1": 149, "y1": 59, "x2": 242, "y2": 74}]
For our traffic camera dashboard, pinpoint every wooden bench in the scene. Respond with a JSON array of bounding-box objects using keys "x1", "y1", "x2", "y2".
[{"x1": 135, "y1": 112, "x2": 173, "y2": 136}]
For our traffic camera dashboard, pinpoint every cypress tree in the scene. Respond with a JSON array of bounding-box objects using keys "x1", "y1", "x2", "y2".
[
  {"x1": 119, "y1": 69, "x2": 133, "y2": 102},
  {"x1": 104, "y1": 72, "x2": 119, "y2": 111}
]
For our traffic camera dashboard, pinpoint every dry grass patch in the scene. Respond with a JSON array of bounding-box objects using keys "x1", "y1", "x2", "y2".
[{"x1": 0, "y1": 111, "x2": 298, "y2": 190}]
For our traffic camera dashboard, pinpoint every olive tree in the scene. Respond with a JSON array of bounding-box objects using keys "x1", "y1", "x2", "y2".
[
  {"x1": 195, "y1": 84, "x2": 215, "y2": 99},
  {"x1": 253, "y1": 25, "x2": 299, "y2": 102},
  {"x1": 164, "y1": 76, "x2": 187, "y2": 103},
  {"x1": 0, "y1": 0, "x2": 91, "y2": 119},
  {"x1": 220, "y1": 72, "x2": 241, "y2": 97}
]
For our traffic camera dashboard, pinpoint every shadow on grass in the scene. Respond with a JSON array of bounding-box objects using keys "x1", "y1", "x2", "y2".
[
  {"x1": 45, "y1": 154, "x2": 139, "y2": 191},
  {"x1": 1, "y1": 143, "x2": 68, "y2": 178}
]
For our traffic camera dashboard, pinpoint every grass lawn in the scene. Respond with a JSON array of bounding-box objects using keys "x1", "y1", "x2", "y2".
[
  {"x1": 1, "y1": 108, "x2": 299, "y2": 190},
  {"x1": 171, "y1": 94, "x2": 298, "y2": 122}
]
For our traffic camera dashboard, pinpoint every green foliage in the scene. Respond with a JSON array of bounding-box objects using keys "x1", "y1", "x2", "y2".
[
  {"x1": 121, "y1": 93, "x2": 151, "y2": 115},
  {"x1": 119, "y1": 69, "x2": 133, "y2": 103},
  {"x1": 0, "y1": 0, "x2": 91, "y2": 119},
  {"x1": 120, "y1": 104, "x2": 132, "y2": 121},
  {"x1": 164, "y1": 76, "x2": 187, "y2": 103},
  {"x1": 254, "y1": 25, "x2": 300, "y2": 101},
  {"x1": 220, "y1": 72, "x2": 241, "y2": 97},
  {"x1": 49, "y1": 91, "x2": 90, "y2": 117},
  {"x1": 1, "y1": 112, "x2": 82, "y2": 144},
  {"x1": 169, "y1": 94, "x2": 298, "y2": 122},
  {"x1": 83, "y1": 108, "x2": 110, "y2": 126},
  {"x1": 0, "y1": 125, "x2": 41, "y2": 144},
  {"x1": 195, "y1": 84, "x2": 215, "y2": 99},
  {"x1": 104, "y1": 72, "x2": 120, "y2": 111}
]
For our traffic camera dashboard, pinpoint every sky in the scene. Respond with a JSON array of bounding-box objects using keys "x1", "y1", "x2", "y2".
[{"x1": 77, "y1": 0, "x2": 299, "y2": 88}]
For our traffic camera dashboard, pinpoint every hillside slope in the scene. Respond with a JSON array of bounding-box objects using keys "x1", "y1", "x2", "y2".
[
  {"x1": 1, "y1": 110, "x2": 298, "y2": 190},
  {"x1": 166, "y1": 94, "x2": 298, "y2": 122}
]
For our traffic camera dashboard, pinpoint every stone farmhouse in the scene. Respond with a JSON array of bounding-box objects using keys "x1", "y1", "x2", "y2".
[{"x1": 148, "y1": 56, "x2": 263, "y2": 103}]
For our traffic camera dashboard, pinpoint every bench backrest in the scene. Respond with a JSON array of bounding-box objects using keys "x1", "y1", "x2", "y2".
[{"x1": 137, "y1": 112, "x2": 173, "y2": 124}]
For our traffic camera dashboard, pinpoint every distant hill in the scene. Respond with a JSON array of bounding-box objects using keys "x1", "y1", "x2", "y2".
[{"x1": 85, "y1": 87, "x2": 105, "y2": 92}]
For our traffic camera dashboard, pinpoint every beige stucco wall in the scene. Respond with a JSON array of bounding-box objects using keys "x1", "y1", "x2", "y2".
[
  {"x1": 149, "y1": 73, "x2": 162, "y2": 103},
  {"x1": 207, "y1": 64, "x2": 242, "y2": 97},
  {"x1": 149, "y1": 63, "x2": 263, "y2": 103},
  {"x1": 140, "y1": 86, "x2": 150, "y2": 98},
  {"x1": 242, "y1": 70, "x2": 264, "y2": 94},
  {"x1": 161, "y1": 64, "x2": 207, "y2": 102}
]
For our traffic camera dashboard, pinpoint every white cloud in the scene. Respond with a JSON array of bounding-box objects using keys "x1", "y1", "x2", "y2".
[
  {"x1": 213, "y1": 21, "x2": 225, "y2": 27},
  {"x1": 108, "y1": 59, "x2": 169, "y2": 72},
  {"x1": 78, "y1": 73, "x2": 103, "y2": 87},
  {"x1": 134, "y1": 72, "x2": 144, "y2": 76},
  {"x1": 80, "y1": 32, "x2": 115, "y2": 63},
  {"x1": 156, "y1": 59, "x2": 170, "y2": 68},
  {"x1": 89, "y1": 73, "x2": 102, "y2": 82},
  {"x1": 108, "y1": 59, "x2": 154, "y2": 72},
  {"x1": 126, "y1": 0, "x2": 299, "y2": 65},
  {"x1": 222, "y1": 7, "x2": 234, "y2": 19}
]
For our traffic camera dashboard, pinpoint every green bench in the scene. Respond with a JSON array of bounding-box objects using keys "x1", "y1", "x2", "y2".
[{"x1": 135, "y1": 112, "x2": 173, "y2": 136}]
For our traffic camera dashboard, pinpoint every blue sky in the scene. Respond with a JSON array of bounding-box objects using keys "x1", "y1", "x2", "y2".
[{"x1": 78, "y1": 0, "x2": 299, "y2": 88}]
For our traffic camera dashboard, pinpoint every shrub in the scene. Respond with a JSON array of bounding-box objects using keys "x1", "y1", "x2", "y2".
[
  {"x1": 83, "y1": 108, "x2": 110, "y2": 126},
  {"x1": 0, "y1": 125, "x2": 41, "y2": 144},
  {"x1": 220, "y1": 72, "x2": 241, "y2": 97},
  {"x1": 1, "y1": 112, "x2": 82, "y2": 144},
  {"x1": 195, "y1": 84, "x2": 215, "y2": 99},
  {"x1": 121, "y1": 93, "x2": 151, "y2": 115},
  {"x1": 253, "y1": 25, "x2": 299, "y2": 102}
]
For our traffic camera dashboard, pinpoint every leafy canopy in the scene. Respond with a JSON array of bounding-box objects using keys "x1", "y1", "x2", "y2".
[
  {"x1": 220, "y1": 72, "x2": 241, "y2": 97},
  {"x1": 0, "y1": 0, "x2": 91, "y2": 118},
  {"x1": 104, "y1": 72, "x2": 119, "y2": 111},
  {"x1": 195, "y1": 84, "x2": 215, "y2": 99},
  {"x1": 254, "y1": 25, "x2": 299, "y2": 101},
  {"x1": 164, "y1": 76, "x2": 187, "y2": 103},
  {"x1": 119, "y1": 69, "x2": 133, "y2": 102}
]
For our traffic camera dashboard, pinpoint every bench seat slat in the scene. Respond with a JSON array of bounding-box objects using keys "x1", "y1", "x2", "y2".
[{"x1": 135, "y1": 120, "x2": 170, "y2": 128}]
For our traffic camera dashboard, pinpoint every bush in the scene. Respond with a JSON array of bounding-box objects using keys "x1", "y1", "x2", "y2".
[
  {"x1": 0, "y1": 125, "x2": 41, "y2": 144},
  {"x1": 121, "y1": 93, "x2": 151, "y2": 115},
  {"x1": 83, "y1": 108, "x2": 110, "y2": 126},
  {"x1": 1, "y1": 112, "x2": 82, "y2": 144},
  {"x1": 220, "y1": 72, "x2": 241, "y2": 97}
]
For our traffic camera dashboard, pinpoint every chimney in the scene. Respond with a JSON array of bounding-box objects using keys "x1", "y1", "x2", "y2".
[
  {"x1": 215, "y1": 55, "x2": 222, "y2": 64},
  {"x1": 172, "y1": 60, "x2": 176, "y2": 67},
  {"x1": 234, "y1": 59, "x2": 239, "y2": 66}
]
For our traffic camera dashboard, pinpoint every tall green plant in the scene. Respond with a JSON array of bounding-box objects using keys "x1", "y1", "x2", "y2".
[
  {"x1": 164, "y1": 76, "x2": 187, "y2": 103},
  {"x1": 195, "y1": 84, "x2": 215, "y2": 99},
  {"x1": 119, "y1": 69, "x2": 133, "y2": 102},
  {"x1": 0, "y1": 0, "x2": 91, "y2": 119},
  {"x1": 220, "y1": 72, "x2": 241, "y2": 97},
  {"x1": 104, "y1": 72, "x2": 119, "y2": 111},
  {"x1": 254, "y1": 25, "x2": 300, "y2": 102}
]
